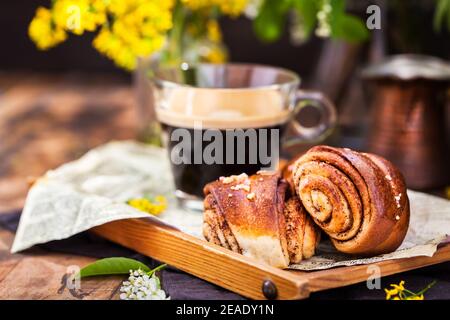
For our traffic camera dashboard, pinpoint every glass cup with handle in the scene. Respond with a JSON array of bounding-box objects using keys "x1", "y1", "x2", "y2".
[{"x1": 151, "y1": 63, "x2": 337, "y2": 211}]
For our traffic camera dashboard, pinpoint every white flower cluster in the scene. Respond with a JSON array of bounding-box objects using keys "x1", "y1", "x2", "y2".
[
  {"x1": 316, "y1": 0, "x2": 332, "y2": 38},
  {"x1": 119, "y1": 269, "x2": 170, "y2": 300}
]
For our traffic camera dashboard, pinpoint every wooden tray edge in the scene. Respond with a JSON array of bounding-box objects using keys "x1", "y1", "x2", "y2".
[
  {"x1": 302, "y1": 243, "x2": 450, "y2": 293},
  {"x1": 92, "y1": 218, "x2": 450, "y2": 300},
  {"x1": 92, "y1": 218, "x2": 309, "y2": 300}
]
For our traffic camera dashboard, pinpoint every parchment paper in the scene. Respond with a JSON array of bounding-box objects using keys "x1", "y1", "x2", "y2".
[{"x1": 11, "y1": 141, "x2": 450, "y2": 271}]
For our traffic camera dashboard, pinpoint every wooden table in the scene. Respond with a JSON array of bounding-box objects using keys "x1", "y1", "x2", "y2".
[{"x1": 0, "y1": 72, "x2": 136, "y2": 299}]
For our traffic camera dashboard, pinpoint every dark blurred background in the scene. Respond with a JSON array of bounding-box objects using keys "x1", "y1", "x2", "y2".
[
  {"x1": 1, "y1": 1, "x2": 449, "y2": 128},
  {"x1": 1, "y1": 1, "x2": 449, "y2": 76}
]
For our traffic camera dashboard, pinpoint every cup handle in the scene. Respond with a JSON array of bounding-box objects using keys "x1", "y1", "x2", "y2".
[{"x1": 284, "y1": 89, "x2": 337, "y2": 147}]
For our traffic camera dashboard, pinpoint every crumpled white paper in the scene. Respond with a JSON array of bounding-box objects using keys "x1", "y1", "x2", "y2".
[
  {"x1": 11, "y1": 141, "x2": 450, "y2": 271},
  {"x1": 11, "y1": 141, "x2": 202, "y2": 253}
]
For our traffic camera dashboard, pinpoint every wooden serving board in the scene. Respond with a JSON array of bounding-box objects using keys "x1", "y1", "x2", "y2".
[{"x1": 92, "y1": 218, "x2": 450, "y2": 300}]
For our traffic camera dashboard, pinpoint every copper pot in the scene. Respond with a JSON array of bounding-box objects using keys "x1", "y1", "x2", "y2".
[{"x1": 363, "y1": 55, "x2": 450, "y2": 190}]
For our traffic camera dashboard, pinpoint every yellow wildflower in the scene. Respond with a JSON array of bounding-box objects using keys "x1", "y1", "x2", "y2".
[
  {"x1": 206, "y1": 19, "x2": 222, "y2": 43},
  {"x1": 108, "y1": 0, "x2": 135, "y2": 16},
  {"x1": 203, "y1": 42, "x2": 228, "y2": 63},
  {"x1": 52, "y1": 0, "x2": 106, "y2": 35},
  {"x1": 445, "y1": 186, "x2": 450, "y2": 199},
  {"x1": 384, "y1": 280, "x2": 406, "y2": 300},
  {"x1": 391, "y1": 280, "x2": 405, "y2": 292},
  {"x1": 93, "y1": 0, "x2": 173, "y2": 70},
  {"x1": 93, "y1": 28, "x2": 135, "y2": 70},
  {"x1": 385, "y1": 280, "x2": 435, "y2": 300},
  {"x1": 384, "y1": 288, "x2": 398, "y2": 300},
  {"x1": 182, "y1": 0, "x2": 248, "y2": 16},
  {"x1": 29, "y1": 7, "x2": 67, "y2": 50},
  {"x1": 181, "y1": 0, "x2": 212, "y2": 11},
  {"x1": 30, "y1": 0, "x2": 173, "y2": 69},
  {"x1": 405, "y1": 294, "x2": 424, "y2": 300},
  {"x1": 127, "y1": 195, "x2": 168, "y2": 216},
  {"x1": 217, "y1": 0, "x2": 248, "y2": 16}
]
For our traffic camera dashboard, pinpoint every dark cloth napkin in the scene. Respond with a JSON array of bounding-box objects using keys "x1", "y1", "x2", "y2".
[{"x1": 1, "y1": 210, "x2": 449, "y2": 300}]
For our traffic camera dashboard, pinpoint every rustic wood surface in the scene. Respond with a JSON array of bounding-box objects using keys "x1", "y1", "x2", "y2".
[{"x1": 0, "y1": 72, "x2": 136, "y2": 300}]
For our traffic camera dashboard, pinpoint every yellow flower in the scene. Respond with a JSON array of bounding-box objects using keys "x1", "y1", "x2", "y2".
[
  {"x1": 385, "y1": 280, "x2": 405, "y2": 300},
  {"x1": 445, "y1": 186, "x2": 450, "y2": 200},
  {"x1": 93, "y1": 28, "x2": 134, "y2": 70},
  {"x1": 93, "y1": 0, "x2": 174, "y2": 70},
  {"x1": 127, "y1": 195, "x2": 168, "y2": 216},
  {"x1": 206, "y1": 19, "x2": 222, "y2": 43},
  {"x1": 203, "y1": 43, "x2": 228, "y2": 63},
  {"x1": 181, "y1": 0, "x2": 211, "y2": 11},
  {"x1": 29, "y1": 7, "x2": 67, "y2": 50},
  {"x1": 405, "y1": 294, "x2": 424, "y2": 300},
  {"x1": 52, "y1": 0, "x2": 106, "y2": 35},
  {"x1": 216, "y1": 0, "x2": 248, "y2": 16},
  {"x1": 384, "y1": 288, "x2": 398, "y2": 300},
  {"x1": 385, "y1": 280, "x2": 434, "y2": 300},
  {"x1": 392, "y1": 280, "x2": 405, "y2": 291},
  {"x1": 182, "y1": 0, "x2": 248, "y2": 16},
  {"x1": 108, "y1": 0, "x2": 134, "y2": 16}
]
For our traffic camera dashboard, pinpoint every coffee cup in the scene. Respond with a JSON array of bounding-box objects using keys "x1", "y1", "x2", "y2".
[{"x1": 152, "y1": 63, "x2": 336, "y2": 210}]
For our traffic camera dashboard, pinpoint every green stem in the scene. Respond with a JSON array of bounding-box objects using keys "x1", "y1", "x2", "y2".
[
  {"x1": 415, "y1": 280, "x2": 436, "y2": 296},
  {"x1": 399, "y1": 290, "x2": 408, "y2": 300},
  {"x1": 147, "y1": 264, "x2": 167, "y2": 276},
  {"x1": 166, "y1": 0, "x2": 186, "y2": 65},
  {"x1": 399, "y1": 281, "x2": 436, "y2": 299}
]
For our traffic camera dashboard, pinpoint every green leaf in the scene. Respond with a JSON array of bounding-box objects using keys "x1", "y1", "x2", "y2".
[
  {"x1": 253, "y1": 0, "x2": 291, "y2": 42},
  {"x1": 332, "y1": 14, "x2": 369, "y2": 43},
  {"x1": 434, "y1": 0, "x2": 450, "y2": 32},
  {"x1": 154, "y1": 274, "x2": 161, "y2": 290},
  {"x1": 292, "y1": 0, "x2": 319, "y2": 39},
  {"x1": 447, "y1": 3, "x2": 450, "y2": 31},
  {"x1": 79, "y1": 257, "x2": 151, "y2": 278},
  {"x1": 325, "y1": 0, "x2": 368, "y2": 43},
  {"x1": 330, "y1": 0, "x2": 345, "y2": 15}
]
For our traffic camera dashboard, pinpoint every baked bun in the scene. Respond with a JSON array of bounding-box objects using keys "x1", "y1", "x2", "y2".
[
  {"x1": 203, "y1": 172, "x2": 320, "y2": 268},
  {"x1": 292, "y1": 145, "x2": 410, "y2": 256}
]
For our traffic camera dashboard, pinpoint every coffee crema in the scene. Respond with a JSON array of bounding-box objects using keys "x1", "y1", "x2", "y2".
[{"x1": 155, "y1": 88, "x2": 291, "y2": 129}]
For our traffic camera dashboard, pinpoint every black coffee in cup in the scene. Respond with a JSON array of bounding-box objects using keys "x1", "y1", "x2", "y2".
[{"x1": 161, "y1": 124, "x2": 285, "y2": 198}]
